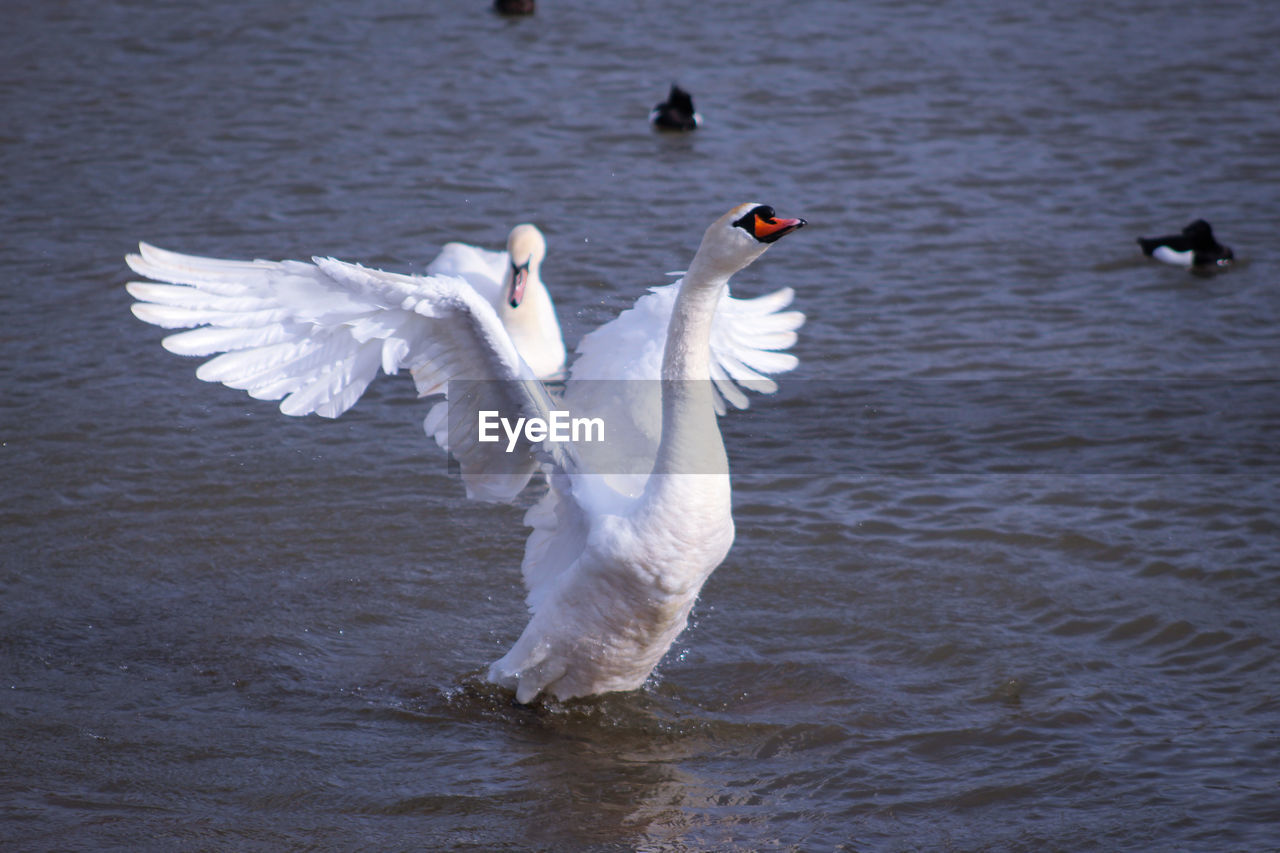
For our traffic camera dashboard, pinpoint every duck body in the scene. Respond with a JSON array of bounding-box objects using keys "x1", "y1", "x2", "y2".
[
  {"x1": 493, "y1": 0, "x2": 534, "y2": 15},
  {"x1": 124, "y1": 204, "x2": 806, "y2": 703},
  {"x1": 650, "y1": 84, "x2": 701, "y2": 131},
  {"x1": 1138, "y1": 219, "x2": 1234, "y2": 269}
]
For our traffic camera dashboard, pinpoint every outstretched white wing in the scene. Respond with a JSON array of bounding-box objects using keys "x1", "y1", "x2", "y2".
[
  {"x1": 568, "y1": 280, "x2": 803, "y2": 408},
  {"x1": 562, "y1": 279, "x2": 804, "y2": 474},
  {"x1": 706, "y1": 285, "x2": 805, "y2": 409},
  {"x1": 125, "y1": 243, "x2": 561, "y2": 501}
]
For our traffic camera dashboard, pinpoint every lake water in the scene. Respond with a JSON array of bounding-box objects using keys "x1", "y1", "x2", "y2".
[{"x1": 3, "y1": 0, "x2": 1279, "y2": 850}]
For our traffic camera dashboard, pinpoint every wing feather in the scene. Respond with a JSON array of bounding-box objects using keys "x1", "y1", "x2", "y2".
[
  {"x1": 569, "y1": 281, "x2": 803, "y2": 402},
  {"x1": 126, "y1": 243, "x2": 568, "y2": 501},
  {"x1": 564, "y1": 278, "x2": 805, "y2": 460},
  {"x1": 159, "y1": 323, "x2": 295, "y2": 357}
]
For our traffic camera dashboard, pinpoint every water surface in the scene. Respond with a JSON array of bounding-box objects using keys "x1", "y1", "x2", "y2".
[{"x1": 2, "y1": 0, "x2": 1278, "y2": 850}]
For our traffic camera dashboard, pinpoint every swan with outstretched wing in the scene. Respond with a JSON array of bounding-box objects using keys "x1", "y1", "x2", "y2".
[{"x1": 125, "y1": 204, "x2": 806, "y2": 701}]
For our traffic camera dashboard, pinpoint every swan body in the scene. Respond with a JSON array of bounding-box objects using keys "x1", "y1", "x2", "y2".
[
  {"x1": 1138, "y1": 219, "x2": 1234, "y2": 269},
  {"x1": 124, "y1": 204, "x2": 806, "y2": 702}
]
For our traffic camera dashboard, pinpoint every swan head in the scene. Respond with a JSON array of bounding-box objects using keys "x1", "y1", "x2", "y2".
[
  {"x1": 504, "y1": 223, "x2": 546, "y2": 308},
  {"x1": 690, "y1": 203, "x2": 807, "y2": 280}
]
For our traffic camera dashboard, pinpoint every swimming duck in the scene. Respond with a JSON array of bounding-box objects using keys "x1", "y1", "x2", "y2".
[
  {"x1": 1138, "y1": 219, "x2": 1234, "y2": 269},
  {"x1": 494, "y1": 0, "x2": 534, "y2": 15},
  {"x1": 650, "y1": 84, "x2": 701, "y2": 131}
]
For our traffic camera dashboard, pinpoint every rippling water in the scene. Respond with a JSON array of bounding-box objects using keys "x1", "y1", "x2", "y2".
[{"x1": 3, "y1": 0, "x2": 1278, "y2": 850}]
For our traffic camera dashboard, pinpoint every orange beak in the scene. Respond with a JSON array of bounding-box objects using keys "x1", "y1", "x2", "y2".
[{"x1": 753, "y1": 211, "x2": 807, "y2": 243}]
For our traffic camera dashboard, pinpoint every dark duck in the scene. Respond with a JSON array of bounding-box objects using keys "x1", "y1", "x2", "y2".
[
  {"x1": 650, "y1": 84, "x2": 701, "y2": 131},
  {"x1": 493, "y1": 0, "x2": 534, "y2": 15},
  {"x1": 1138, "y1": 219, "x2": 1234, "y2": 270}
]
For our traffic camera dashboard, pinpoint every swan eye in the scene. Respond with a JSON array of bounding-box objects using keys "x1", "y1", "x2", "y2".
[{"x1": 732, "y1": 205, "x2": 776, "y2": 236}]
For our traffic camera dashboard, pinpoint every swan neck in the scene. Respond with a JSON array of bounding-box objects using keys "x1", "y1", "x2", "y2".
[
  {"x1": 660, "y1": 266, "x2": 727, "y2": 382},
  {"x1": 649, "y1": 267, "x2": 730, "y2": 480},
  {"x1": 497, "y1": 274, "x2": 565, "y2": 376},
  {"x1": 499, "y1": 275, "x2": 554, "y2": 332}
]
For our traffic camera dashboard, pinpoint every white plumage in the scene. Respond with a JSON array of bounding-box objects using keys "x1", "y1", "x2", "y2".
[
  {"x1": 125, "y1": 204, "x2": 806, "y2": 702},
  {"x1": 565, "y1": 279, "x2": 803, "y2": 492},
  {"x1": 1151, "y1": 246, "x2": 1194, "y2": 268},
  {"x1": 425, "y1": 224, "x2": 565, "y2": 380}
]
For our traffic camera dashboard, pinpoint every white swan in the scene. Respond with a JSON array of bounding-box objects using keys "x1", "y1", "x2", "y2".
[
  {"x1": 487, "y1": 204, "x2": 806, "y2": 701},
  {"x1": 123, "y1": 203, "x2": 806, "y2": 701},
  {"x1": 426, "y1": 224, "x2": 565, "y2": 380}
]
